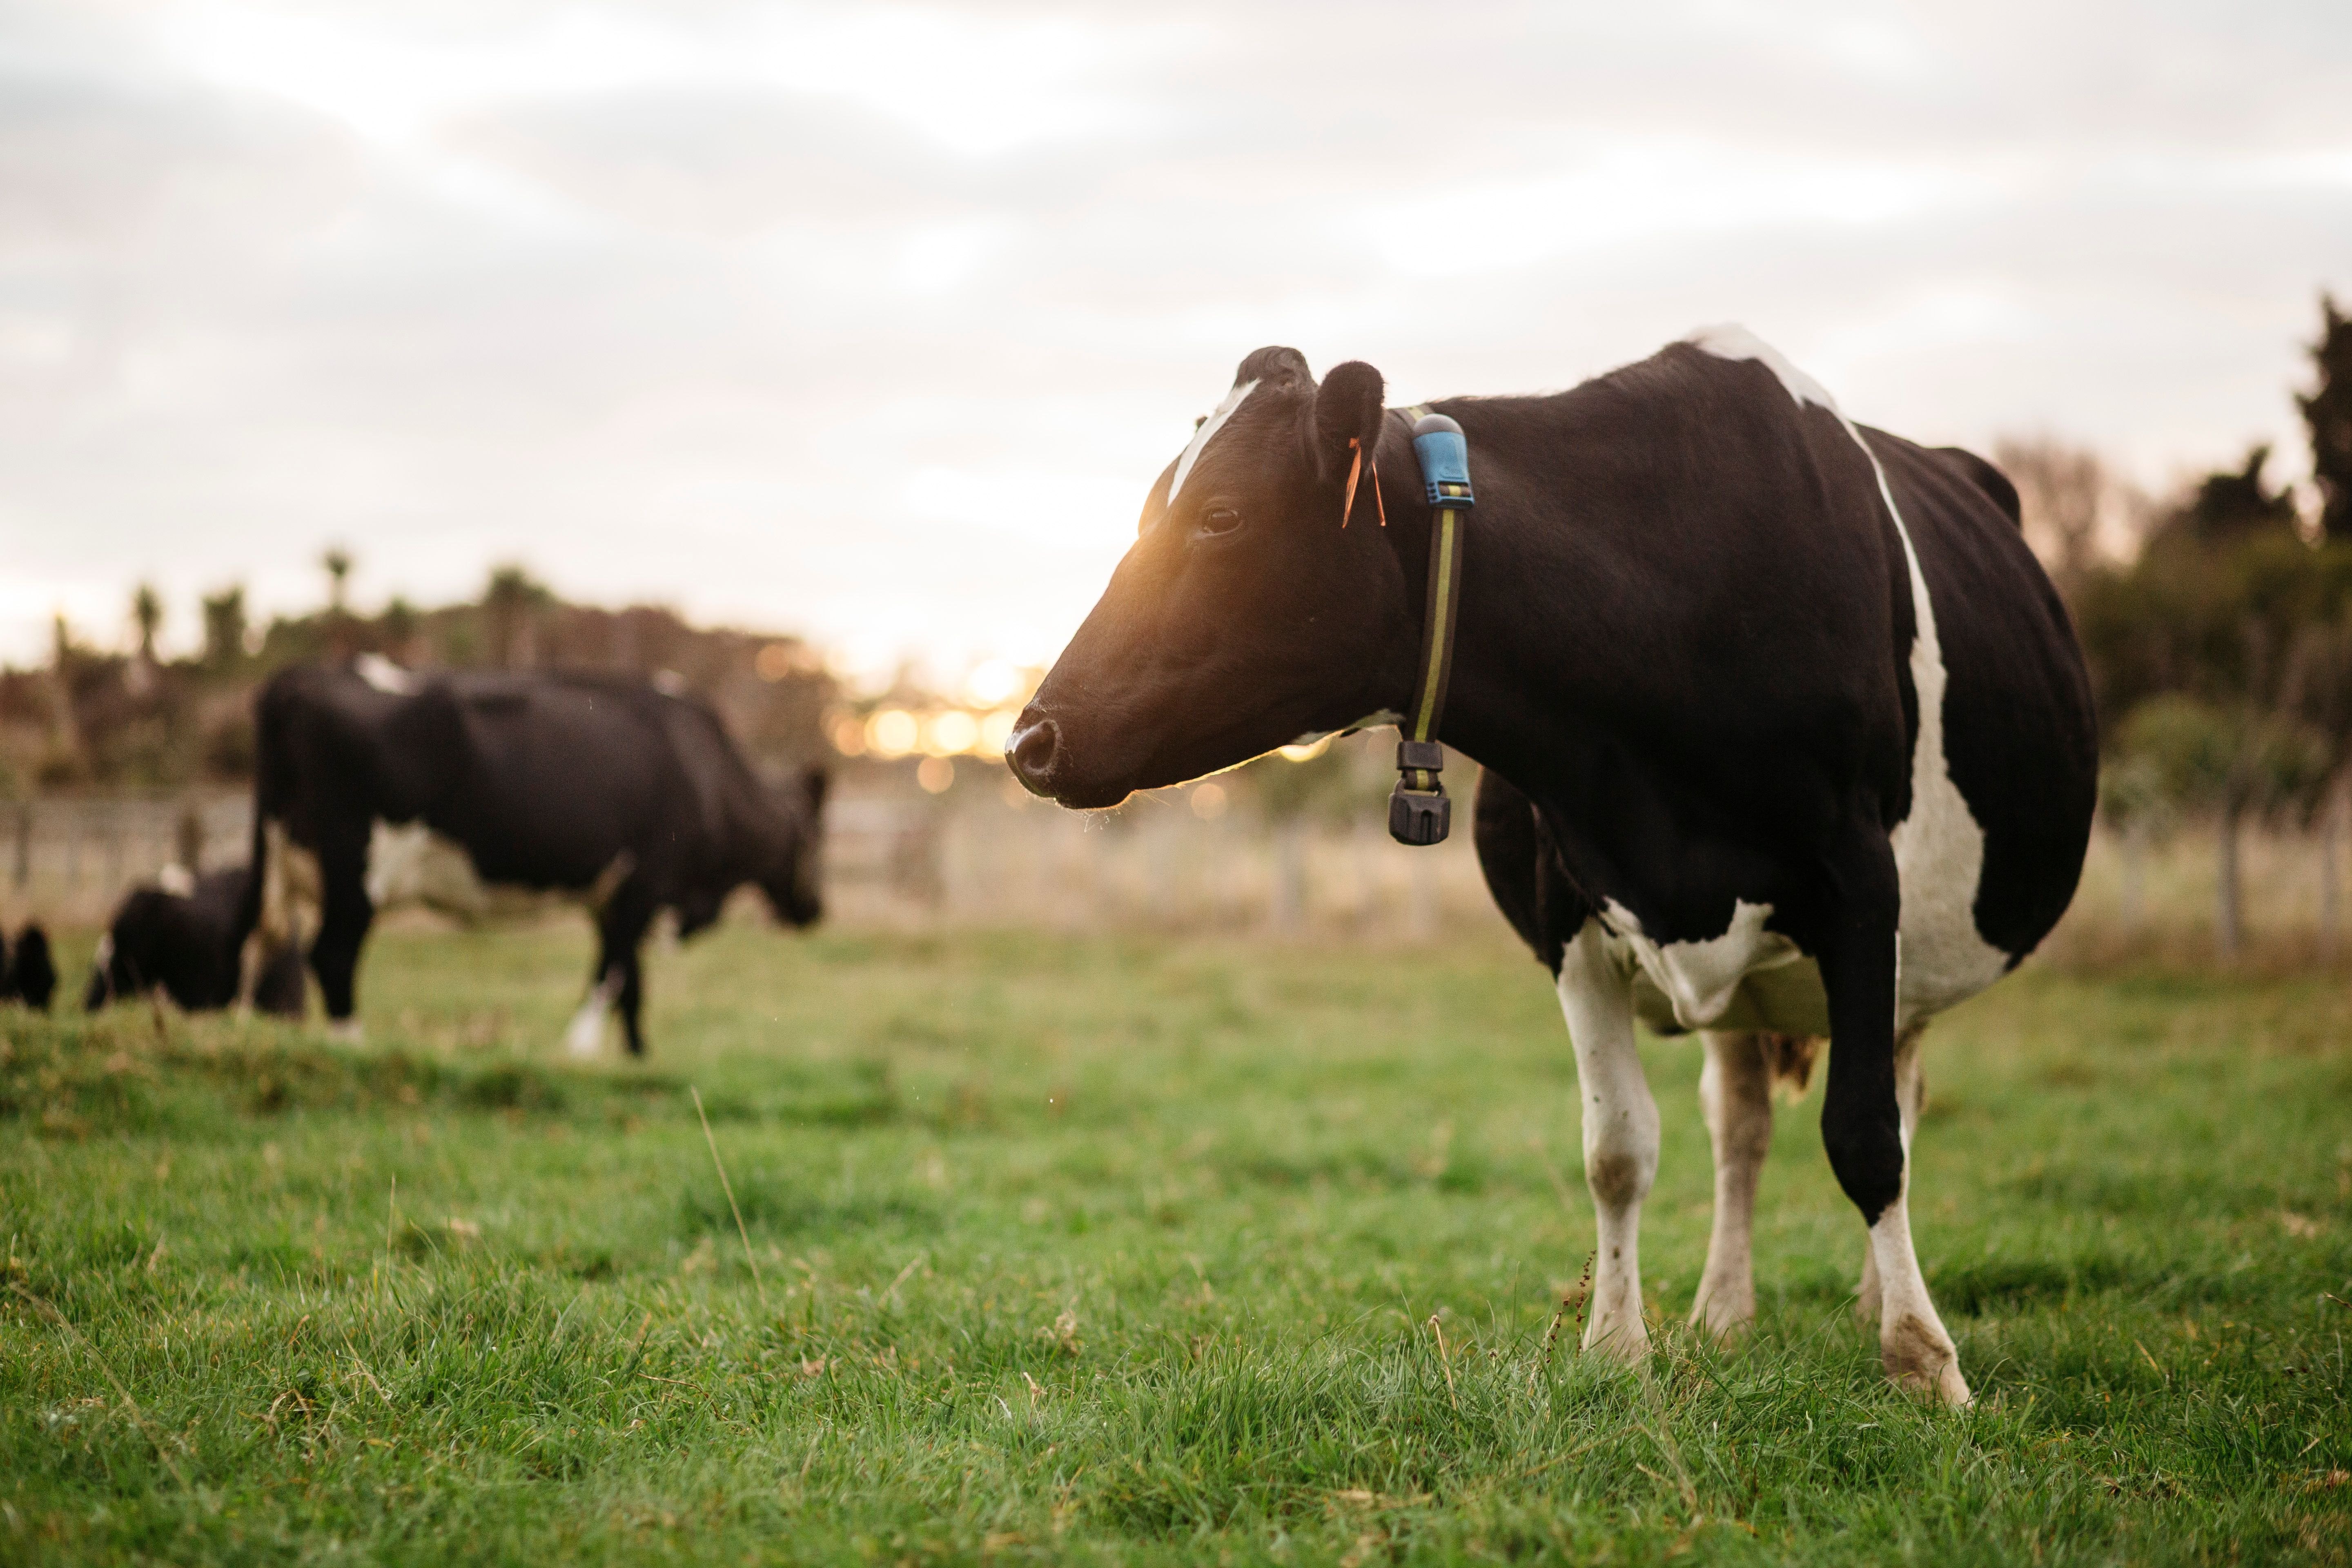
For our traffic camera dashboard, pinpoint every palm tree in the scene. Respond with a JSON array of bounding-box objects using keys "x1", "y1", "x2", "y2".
[
  {"x1": 322, "y1": 548, "x2": 353, "y2": 613},
  {"x1": 132, "y1": 583, "x2": 163, "y2": 664}
]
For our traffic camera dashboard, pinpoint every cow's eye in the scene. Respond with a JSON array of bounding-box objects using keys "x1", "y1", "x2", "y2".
[{"x1": 1194, "y1": 507, "x2": 1244, "y2": 541}]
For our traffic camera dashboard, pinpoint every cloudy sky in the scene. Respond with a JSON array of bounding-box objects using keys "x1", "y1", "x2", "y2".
[{"x1": 3, "y1": 0, "x2": 2348, "y2": 679}]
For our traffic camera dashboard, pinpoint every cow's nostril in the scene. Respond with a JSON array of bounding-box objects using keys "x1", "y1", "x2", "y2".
[{"x1": 1007, "y1": 717, "x2": 1062, "y2": 794}]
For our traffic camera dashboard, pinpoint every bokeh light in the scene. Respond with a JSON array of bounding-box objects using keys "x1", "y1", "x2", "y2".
[
  {"x1": 926, "y1": 710, "x2": 979, "y2": 755},
  {"x1": 965, "y1": 659, "x2": 1024, "y2": 707},
  {"x1": 868, "y1": 709, "x2": 920, "y2": 758}
]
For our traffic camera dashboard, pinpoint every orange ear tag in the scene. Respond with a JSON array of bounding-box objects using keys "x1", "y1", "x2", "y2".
[{"x1": 1342, "y1": 439, "x2": 1389, "y2": 527}]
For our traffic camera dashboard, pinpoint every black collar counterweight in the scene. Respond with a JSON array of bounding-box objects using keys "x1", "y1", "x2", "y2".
[{"x1": 1388, "y1": 410, "x2": 1472, "y2": 846}]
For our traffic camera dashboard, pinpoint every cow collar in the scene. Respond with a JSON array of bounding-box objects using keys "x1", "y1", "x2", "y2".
[{"x1": 1386, "y1": 407, "x2": 1474, "y2": 846}]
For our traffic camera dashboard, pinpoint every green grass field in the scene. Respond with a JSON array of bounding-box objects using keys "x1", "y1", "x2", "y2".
[{"x1": 4, "y1": 921, "x2": 2349, "y2": 1565}]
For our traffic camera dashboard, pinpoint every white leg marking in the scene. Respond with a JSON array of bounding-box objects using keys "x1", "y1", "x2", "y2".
[
  {"x1": 565, "y1": 971, "x2": 622, "y2": 1058},
  {"x1": 325, "y1": 1018, "x2": 365, "y2": 1047},
  {"x1": 1855, "y1": 1027, "x2": 1927, "y2": 1325},
  {"x1": 1864, "y1": 1028, "x2": 1969, "y2": 1404},
  {"x1": 1692, "y1": 1031, "x2": 1773, "y2": 1337},
  {"x1": 1869, "y1": 1195, "x2": 1969, "y2": 1405},
  {"x1": 1557, "y1": 922, "x2": 1657, "y2": 1362}
]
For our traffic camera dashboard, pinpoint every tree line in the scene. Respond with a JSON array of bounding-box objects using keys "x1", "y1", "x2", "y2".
[
  {"x1": 0, "y1": 561, "x2": 830, "y2": 797},
  {"x1": 2013, "y1": 292, "x2": 2352, "y2": 956}
]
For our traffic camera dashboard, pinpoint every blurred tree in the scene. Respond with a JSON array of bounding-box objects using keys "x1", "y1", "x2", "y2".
[
  {"x1": 323, "y1": 548, "x2": 353, "y2": 613},
  {"x1": 1995, "y1": 437, "x2": 2108, "y2": 599},
  {"x1": 379, "y1": 596, "x2": 419, "y2": 662},
  {"x1": 131, "y1": 584, "x2": 163, "y2": 665},
  {"x1": 2154, "y1": 445, "x2": 2299, "y2": 550},
  {"x1": 483, "y1": 565, "x2": 551, "y2": 669},
  {"x1": 201, "y1": 586, "x2": 247, "y2": 673},
  {"x1": 2303, "y1": 292, "x2": 2352, "y2": 542}
]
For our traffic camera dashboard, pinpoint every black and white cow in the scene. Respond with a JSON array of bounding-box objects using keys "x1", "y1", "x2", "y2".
[
  {"x1": 86, "y1": 865, "x2": 306, "y2": 1017},
  {"x1": 229, "y1": 659, "x2": 826, "y2": 1056},
  {"x1": 2, "y1": 923, "x2": 57, "y2": 1011},
  {"x1": 1008, "y1": 328, "x2": 2097, "y2": 1404}
]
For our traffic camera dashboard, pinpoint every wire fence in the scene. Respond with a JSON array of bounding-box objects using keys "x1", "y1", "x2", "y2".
[{"x1": 0, "y1": 784, "x2": 1504, "y2": 942}]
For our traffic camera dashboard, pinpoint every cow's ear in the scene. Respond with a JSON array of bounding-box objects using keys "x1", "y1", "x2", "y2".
[{"x1": 1310, "y1": 361, "x2": 1386, "y2": 484}]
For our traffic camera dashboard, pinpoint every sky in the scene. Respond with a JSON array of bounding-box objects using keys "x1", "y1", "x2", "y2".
[{"x1": 2, "y1": 0, "x2": 2348, "y2": 682}]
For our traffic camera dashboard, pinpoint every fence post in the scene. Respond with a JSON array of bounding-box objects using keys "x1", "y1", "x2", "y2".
[{"x1": 2216, "y1": 805, "x2": 2243, "y2": 964}]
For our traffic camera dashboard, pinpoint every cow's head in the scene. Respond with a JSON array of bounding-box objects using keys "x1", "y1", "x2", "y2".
[
  {"x1": 1007, "y1": 348, "x2": 1417, "y2": 808},
  {"x1": 759, "y1": 766, "x2": 828, "y2": 927}
]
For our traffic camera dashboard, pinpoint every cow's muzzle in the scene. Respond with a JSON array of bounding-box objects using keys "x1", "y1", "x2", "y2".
[{"x1": 1006, "y1": 715, "x2": 1064, "y2": 798}]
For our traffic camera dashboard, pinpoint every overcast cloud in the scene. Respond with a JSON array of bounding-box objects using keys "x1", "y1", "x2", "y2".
[{"x1": 2, "y1": 0, "x2": 2348, "y2": 678}]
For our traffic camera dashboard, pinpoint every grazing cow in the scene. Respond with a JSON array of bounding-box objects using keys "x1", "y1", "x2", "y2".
[
  {"x1": 1007, "y1": 329, "x2": 2096, "y2": 1404},
  {"x1": 2, "y1": 923, "x2": 57, "y2": 1010},
  {"x1": 228, "y1": 659, "x2": 826, "y2": 1056},
  {"x1": 85, "y1": 866, "x2": 305, "y2": 1017}
]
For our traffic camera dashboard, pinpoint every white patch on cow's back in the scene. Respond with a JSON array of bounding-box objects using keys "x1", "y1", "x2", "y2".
[
  {"x1": 1598, "y1": 898, "x2": 1824, "y2": 1035},
  {"x1": 1683, "y1": 323, "x2": 1842, "y2": 412},
  {"x1": 365, "y1": 819, "x2": 491, "y2": 917},
  {"x1": 356, "y1": 653, "x2": 421, "y2": 694},
  {"x1": 156, "y1": 863, "x2": 196, "y2": 898},
  {"x1": 1685, "y1": 323, "x2": 2009, "y2": 1025},
  {"x1": 1166, "y1": 378, "x2": 1260, "y2": 504}
]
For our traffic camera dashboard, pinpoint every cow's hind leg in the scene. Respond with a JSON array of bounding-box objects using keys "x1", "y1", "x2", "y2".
[
  {"x1": 1819, "y1": 841, "x2": 1969, "y2": 1405},
  {"x1": 1692, "y1": 1030, "x2": 1773, "y2": 1337},
  {"x1": 1853, "y1": 1022, "x2": 1927, "y2": 1325},
  {"x1": 1558, "y1": 922, "x2": 1657, "y2": 1361}
]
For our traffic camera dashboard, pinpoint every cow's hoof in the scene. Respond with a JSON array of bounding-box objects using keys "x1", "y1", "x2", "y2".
[
  {"x1": 1882, "y1": 1314, "x2": 1971, "y2": 1408},
  {"x1": 564, "y1": 1024, "x2": 603, "y2": 1058},
  {"x1": 325, "y1": 1018, "x2": 365, "y2": 1047}
]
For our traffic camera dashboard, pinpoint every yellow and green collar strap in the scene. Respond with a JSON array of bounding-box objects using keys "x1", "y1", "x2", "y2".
[{"x1": 1389, "y1": 409, "x2": 1473, "y2": 847}]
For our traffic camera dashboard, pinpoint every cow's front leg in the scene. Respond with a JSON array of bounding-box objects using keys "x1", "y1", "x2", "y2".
[
  {"x1": 1557, "y1": 922, "x2": 1657, "y2": 1361},
  {"x1": 1819, "y1": 845, "x2": 1969, "y2": 1405},
  {"x1": 564, "y1": 969, "x2": 622, "y2": 1057},
  {"x1": 309, "y1": 839, "x2": 374, "y2": 1045},
  {"x1": 581, "y1": 879, "x2": 658, "y2": 1059},
  {"x1": 1692, "y1": 1030, "x2": 1773, "y2": 1337}
]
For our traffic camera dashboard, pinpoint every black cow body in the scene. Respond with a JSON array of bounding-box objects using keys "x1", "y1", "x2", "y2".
[
  {"x1": 87, "y1": 867, "x2": 305, "y2": 1017},
  {"x1": 230, "y1": 662, "x2": 825, "y2": 1055},
  {"x1": 2, "y1": 924, "x2": 56, "y2": 1011},
  {"x1": 1010, "y1": 328, "x2": 2096, "y2": 1403}
]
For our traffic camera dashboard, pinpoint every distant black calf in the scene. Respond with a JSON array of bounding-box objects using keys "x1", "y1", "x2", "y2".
[
  {"x1": 87, "y1": 866, "x2": 305, "y2": 1017},
  {"x1": 1, "y1": 924, "x2": 56, "y2": 1010}
]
